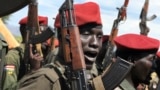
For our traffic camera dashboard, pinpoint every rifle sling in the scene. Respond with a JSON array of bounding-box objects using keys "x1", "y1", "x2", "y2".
[
  {"x1": 102, "y1": 57, "x2": 133, "y2": 90},
  {"x1": 93, "y1": 76, "x2": 105, "y2": 90},
  {"x1": 30, "y1": 27, "x2": 55, "y2": 44}
]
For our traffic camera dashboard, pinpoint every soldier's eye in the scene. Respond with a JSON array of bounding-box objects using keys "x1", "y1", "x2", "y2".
[
  {"x1": 97, "y1": 34, "x2": 102, "y2": 38},
  {"x1": 82, "y1": 31, "x2": 90, "y2": 35}
]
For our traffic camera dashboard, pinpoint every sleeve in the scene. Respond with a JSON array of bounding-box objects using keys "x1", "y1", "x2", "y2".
[{"x1": 2, "y1": 49, "x2": 21, "y2": 90}]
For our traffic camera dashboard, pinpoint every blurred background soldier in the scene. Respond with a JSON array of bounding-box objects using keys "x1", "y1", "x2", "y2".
[
  {"x1": 113, "y1": 33, "x2": 159, "y2": 90},
  {"x1": 2, "y1": 16, "x2": 50, "y2": 90}
]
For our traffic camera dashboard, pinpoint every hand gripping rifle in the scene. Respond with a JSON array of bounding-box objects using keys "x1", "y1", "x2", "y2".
[
  {"x1": 102, "y1": 0, "x2": 129, "y2": 70},
  {"x1": 59, "y1": 0, "x2": 88, "y2": 90},
  {"x1": 139, "y1": 0, "x2": 156, "y2": 36}
]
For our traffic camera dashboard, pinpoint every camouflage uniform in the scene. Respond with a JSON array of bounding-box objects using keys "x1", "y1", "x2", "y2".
[
  {"x1": 17, "y1": 48, "x2": 100, "y2": 90},
  {"x1": 0, "y1": 33, "x2": 8, "y2": 90},
  {"x1": 2, "y1": 44, "x2": 24, "y2": 90},
  {"x1": 2, "y1": 15, "x2": 49, "y2": 90}
]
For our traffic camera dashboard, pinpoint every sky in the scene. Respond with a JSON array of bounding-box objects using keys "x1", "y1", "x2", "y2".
[{"x1": 6, "y1": 0, "x2": 160, "y2": 40}]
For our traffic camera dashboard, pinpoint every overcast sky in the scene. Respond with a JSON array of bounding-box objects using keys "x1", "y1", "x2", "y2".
[{"x1": 6, "y1": 0, "x2": 160, "y2": 40}]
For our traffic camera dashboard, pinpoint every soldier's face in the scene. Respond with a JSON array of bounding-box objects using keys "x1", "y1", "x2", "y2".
[
  {"x1": 131, "y1": 54, "x2": 155, "y2": 83},
  {"x1": 80, "y1": 26, "x2": 103, "y2": 69}
]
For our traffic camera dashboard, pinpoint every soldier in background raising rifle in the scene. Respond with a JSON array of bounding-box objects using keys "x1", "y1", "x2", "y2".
[
  {"x1": 114, "y1": 33, "x2": 159, "y2": 90},
  {"x1": 2, "y1": 16, "x2": 50, "y2": 90}
]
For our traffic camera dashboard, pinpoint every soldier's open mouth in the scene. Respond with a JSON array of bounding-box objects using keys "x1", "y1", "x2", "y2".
[{"x1": 84, "y1": 51, "x2": 98, "y2": 62}]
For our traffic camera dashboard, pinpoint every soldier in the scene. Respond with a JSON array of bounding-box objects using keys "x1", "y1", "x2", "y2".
[
  {"x1": 2, "y1": 16, "x2": 49, "y2": 90},
  {"x1": 0, "y1": 33, "x2": 8, "y2": 90},
  {"x1": 19, "y1": 16, "x2": 51, "y2": 59},
  {"x1": 17, "y1": 2, "x2": 104, "y2": 90},
  {"x1": 113, "y1": 33, "x2": 159, "y2": 90}
]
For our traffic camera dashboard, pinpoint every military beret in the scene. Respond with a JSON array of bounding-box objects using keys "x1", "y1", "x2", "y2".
[
  {"x1": 54, "y1": 2, "x2": 102, "y2": 28},
  {"x1": 114, "y1": 33, "x2": 159, "y2": 53},
  {"x1": 19, "y1": 16, "x2": 48, "y2": 25}
]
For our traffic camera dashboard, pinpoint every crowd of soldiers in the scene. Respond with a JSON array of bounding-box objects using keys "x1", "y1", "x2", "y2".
[{"x1": 0, "y1": 1, "x2": 160, "y2": 90}]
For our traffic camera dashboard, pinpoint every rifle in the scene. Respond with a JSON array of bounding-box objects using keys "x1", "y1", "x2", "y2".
[
  {"x1": 101, "y1": 57, "x2": 133, "y2": 90},
  {"x1": 59, "y1": 0, "x2": 88, "y2": 90},
  {"x1": 102, "y1": 0, "x2": 129, "y2": 70},
  {"x1": 139, "y1": 0, "x2": 156, "y2": 36},
  {"x1": 23, "y1": 0, "x2": 42, "y2": 74}
]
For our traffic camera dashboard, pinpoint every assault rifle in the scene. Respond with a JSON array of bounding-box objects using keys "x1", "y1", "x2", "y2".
[
  {"x1": 102, "y1": 0, "x2": 129, "y2": 70},
  {"x1": 101, "y1": 57, "x2": 133, "y2": 90},
  {"x1": 139, "y1": 0, "x2": 156, "y2": 36},
  {"x1": 22, "y1": 0, "x2": 54, "y2": 76},
  {"x1": 59, "y1": 0, "x2": 88, "y2": 90},
  {"x1": 22, "y1": 0, "x2": 41, "y2": 76}
]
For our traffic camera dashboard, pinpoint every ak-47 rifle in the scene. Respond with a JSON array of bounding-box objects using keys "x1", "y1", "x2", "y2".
[
  {"x1": 102, "y1": 0, "x2": 129, "y2": 70},
  {"x1": 59, "y1": 0, "x2": 88, "y2": 90},
  {"x1": 139, "y1": 0, "x2": 156, "y2": 36},
  {"x1": 19, "y1": 0, "x2": 55, "y2": 78},
  {"x1": 22, "y1": 0, "x2": 42, "y2": 75}
]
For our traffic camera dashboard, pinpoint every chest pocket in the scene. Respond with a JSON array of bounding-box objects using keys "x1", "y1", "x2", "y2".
[{"x1": 44, "y1": 63, "x2": 71, "y2": 90}]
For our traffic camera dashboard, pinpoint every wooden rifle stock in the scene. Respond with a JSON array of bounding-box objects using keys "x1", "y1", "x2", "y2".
[
  {"x1": 59, "y1": 0, "x2": 88, "y2": 90},
  {"x1": 59, "y1": 1, "x2": 86, "y2": 69},
  {"x1": 103, "y1": 0, "x2": 129, "y2": 70},
  {"x1": 69, "y1": 26, "x2": 86, "y2": 70},
  {"x1": 109, "y1": 0, "x2": 128, "y2": 45}
]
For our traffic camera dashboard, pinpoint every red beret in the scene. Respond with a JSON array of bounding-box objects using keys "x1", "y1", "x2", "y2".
[
  {"x1": 54, "y1": 2, "x2": 102, "y2": 28},
  {"x1": 114, "y1": 33, "x2": 159, "y2": 52},
  {"x1": 19, "y1": 16, "x2": 48, "y2": 25}
]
